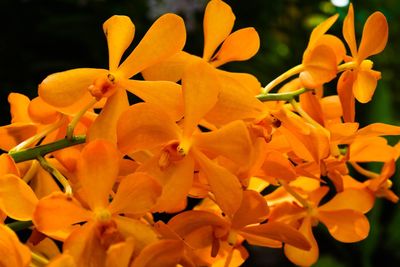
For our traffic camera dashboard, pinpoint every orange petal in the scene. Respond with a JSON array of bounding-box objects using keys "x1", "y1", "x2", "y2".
[
  {"x1": 77, "y1": 140, "x2": 120, "y2": 210},
  {"x1": 353, "y1": 69, "x2": 378, "y2": 103},
  {"x1": 212, "y1": 27, "x2": 260, "y2": 67},
  {"x1": 241, "y1": 221, "x2": 311, "y2": 250},
  {"x1": 120, "y1": 79, "x2": 184, "y2": 121},
  {"x1": 261, "y1": 150, "x2": 297, "y2": 182},
  {"x1": 358, "y1": 12, "x2": 388, "y2": 61},
  {"x1": 194, "y1": 120, "x2": 252, "y2": 166},
  {"x1": 87, "y1": 88, "x2": 129, "y2": 143},
  {"x1": 103, "y1": 15, "x2": 135, "y2": 71},
  {"x1": 231, "y1": 190, "x2": 269, "y2": 229},
  {"x1": 168, "y1": 210, "x2": 228, "y2": 237},
  {"x1": 0, "y1": 174, "x2": 38, "y2": 221},
  {"x1": 301, "y1": 45, "x2": 338, "y2": 88},
  {"x1": 356, "y1": 123, "x2": 400, "y2": 137},
  {"x1": 337, "y1": 70, "x2": 356, "y2": 122},
  {"x1": 63, "y1": 221, "x2": 107, "y2": 267},
  {"x1": 203, "y1": 0, "x2": 235, "y2": 61},
  {"x1": 109, "y1": 172, "x2": 161, "y2": 216},
  {"x1": 151, "y1": 155, "x2": 195, "y2": 213},
  {"x1": 315, "y1": 34, "x2": 346, "y2": 64},
  {"x1": 131, "y1": 239, "x2": 184, "y2": 267},
  {"x1": 319, "y1": 188, "x2": 374, "y2": 213},
  {"x1": 29, "y1": 162, "x2": 61, "y2": 199},
  {"x1": 47, "y1": 254, "x2": 76, "y2": 267},
  {"x1": 205, "y1": 71, "x2": 263, "y2": 126},
  {"x1": 114, "y1": 216, "x2": 158, "y2": 251},
  {"x1": 0, "y1": 123, "x2": 37, "y2": 151},
  {"x1": 300, "y1": 91, "x2": 324, "y2": 126},
  {"x1": 141, "y1": 51, "x2": 200, "y2": 82},
  {"x1": 117, "y1": 14, "x2": 186, "y2": 78},
  {"x1": 307, "y1": 14, "x2": 338, "y2": 48},
  {"x1": 0, "y1": 224, "x2": 31, "y2": 267},
  {"x1": 284, "y1": 217, "x2": 319, "y2": 266},
  {"x1": 318, "y1": 209, "x2": 370, "y2": 242},
  {"x1": 33, "y1": 192, "x2": 92, "y2": 241},
  {"x1": 182, "y1": 61, "x2": 219, "y2": 137},
  {"x1": 328, "y1": 122, "x2": 359, "y2": 143},
  {"x1": 38, "y1": 68, "x2": 107, "y2": 115},
  {"x1": 193, "y1": 149, "x2": 242, "y2": 218},
  {"x1": 343, "y1": 4, "x2": 357, "y2": 57},
  {"x1": 349, "y1": 136, "x2": 397, "y2": 162},
  {"x1": 106, "y1": 238, "x2": 135, "y2": 267},
  {"x1": 0, "y1": 154, "x2": 19, "y2": 176},
  {"x1": 8, "y1": 93, "x2": 31, "y2": 123},
  {"x1": 28, "y1": 97, "x2": 60, "y2": 125},
  {"x1": 117, "y1": 103, "x2": 180, "y2": 154}
]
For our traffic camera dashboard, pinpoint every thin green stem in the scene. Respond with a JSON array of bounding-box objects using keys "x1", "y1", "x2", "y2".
[
  {"x1": 257, "y1": 88, "x2": 311, "y2": 102},
  {"x1": 262, "y1": 64, "x2": 305, "y2": 94},
  {"x1": 31, "y1": 252, "x2": 49, "y2": 266},
  {"x1": 37, "y1": 155, "x2": 72, "y2": 196},
  {"x1": 9, "y1": 135, "x2": 86, "y2": 163},
  {"x1": 9, "y1": 116, "x2": 67, "y2": 153},
  {"x1": 67, "y1": 98, "x2": 97, "y2": 140},
  {"x1": 7, "y1": 220, "x2": 33, "y2": 231}
]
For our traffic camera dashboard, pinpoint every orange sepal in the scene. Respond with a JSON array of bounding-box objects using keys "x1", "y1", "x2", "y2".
[
  {"x1": 103, "y1": 15, "x2": 135, "y2": 72},
  {"x1": 33, "y1": 192, "x2": 92, "y2": 241},
  {"x1": 131, "y1": 239, "x2": 184, "y2": 267},
  {"x1": 212, "y1": 27, "x2": 260, "y2": 67},
  {"x1": 284, "y1": 217, "x2": 319, "y2": 267},
  {"x1": 318, "y1": 209, "x2": 370, "y2": 243},
  {"x1": 337, "y1": 70, "x2": 356, "y2": 122},
  {"x1": 117, "y1": 103, "x2": 180, "y2": 154},
  {"x1": 77, "y1": 140, "x2": 120, "y2": 210},
  {"x1": 231, "y1": 190, "x2": 269, "y2": 230},
  {"x1": 38, "y1": 68, "x2": 107, "y2": 115},
  {"x1": 0, "y1": 224, "x2": 31, "y2": 267},
  {"x1": 319, "y1": 188, "x2": 374, "y2": 214},
  {"x1": 0, "y1": 174, "x2": 38, "y2": 221},
  {"x1": 108, "y1": 172, "x2": 162, "y2": 216},
  {"x1": 203, "y1": 0, "x2": 235, "y2": 61},
  {"x1": 8, "y1": 93, "x2": 31, "y2": 123},
  {"x1": 121, "y1": 79, "x2": 184, "y2": 121},
  {"x1": 194, "y1": 149, "x2": 243, "y2": 218},
  {"x1": 28, "y1": 97, "x2": 60, "y2": 125},
  {"x1": 241, "y1": 221, "x2": 311, "y2": 250},
  {"x1": 117, "y1": 13, "x2": 186, "y2": 78}
]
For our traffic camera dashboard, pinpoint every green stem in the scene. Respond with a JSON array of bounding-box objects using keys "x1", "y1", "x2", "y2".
[
  {"x1": 7, "y1": 220, "x2": 33, "y2": 231},
  {"x1": 257, "y1": 88, "x2": 311, "y2": 102},
  {"x1": 9, "y1": 135, "x2": 86, "y2": 163},
  {"x1": 37, "y1": 155, "x2": 72, "y2": 196}
]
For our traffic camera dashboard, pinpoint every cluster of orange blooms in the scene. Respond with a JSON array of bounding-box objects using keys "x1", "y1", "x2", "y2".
[{"x1": 0, "y1": 1, "x2": 398, "y2": 266}]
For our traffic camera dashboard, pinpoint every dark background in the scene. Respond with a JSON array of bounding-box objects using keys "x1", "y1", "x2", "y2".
[{"x1": 1, "y1": 0, "x2": 399, "y2": 266}]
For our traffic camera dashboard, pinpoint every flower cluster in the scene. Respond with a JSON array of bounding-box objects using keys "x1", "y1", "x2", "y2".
[{"x1": 0, "y1": 1, "x2": 398, "y2": 266}]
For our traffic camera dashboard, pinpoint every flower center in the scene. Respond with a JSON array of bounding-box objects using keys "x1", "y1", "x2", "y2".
[{"x1": 88, "y1": 73, "x2": 117, "y2": 100}]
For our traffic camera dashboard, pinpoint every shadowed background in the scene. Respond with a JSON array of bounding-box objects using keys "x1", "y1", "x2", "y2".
[{"x1": 0, "y1": 0, "x2": 399, "y2": 266}]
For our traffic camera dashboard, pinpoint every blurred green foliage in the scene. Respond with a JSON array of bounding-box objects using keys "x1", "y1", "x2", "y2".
[{"x1": 0, "y1": 0, "x2": 399, "y2": 266}]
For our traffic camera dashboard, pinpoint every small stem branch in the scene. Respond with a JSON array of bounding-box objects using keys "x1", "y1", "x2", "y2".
[
  {"x1": 350, "y1": 162, "x2": 379, "y2": 179},
  {"x1": 22, "y1": 160, "x2": 39, "y2": 183},
  {"x1": 9, "y1": 135, "x2": 86, "y2": 163},
  {"x1": 67, "y1": 98, "x2": 97, "y2": 140},
  {"x1": 37, "y1": 155, "x2": 72, "y2": 196},
  {"x1": 337, "y1": 61, "x2": 357, "y2": 72},
  {"x1": 257, "y1": 88, "x2": 311, "y2": 102},
  {"x1": 7, "y1": 220, "x2": 33, "y2": 231},
  {"x1": 290, "y1": 99, "x2": 321, "y2": 128},
  {"x1": 9, "y1": 116, "x2": 67, "y2": 153},
  {"x1": 31, "y1": 252, "x2": 49, "y2": 266},
  {"x1": 279, "y1": 179, "x2": 310, "y2": 209},
  {"x1": 262, "y1": 64, "x2": 305, "y2": 94}
]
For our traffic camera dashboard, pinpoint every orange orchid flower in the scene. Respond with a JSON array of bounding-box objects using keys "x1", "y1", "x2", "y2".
[
  {"x1": 33, "y1": 140, "x2": 162, "y2": 266},
  {"x1": 267, "y1": 184, "x2": 373, "y2": 266},
  {"x1": 117, "y1": 61, "x2": 254, "y2": 217},
  {"x1": 142, "y1": 0, "x2": 264, "y2": 127},
  {"x1": 161, "y1": 190, "x2": 310, "y2": 266},
  {"x1": 39, "y1": 14, "x2": 186, "y2": 142},
  {"x1": 338, "y1": 4, "x2": 388, "y2": 121},
  {"x1": 299, "y1": 14, "x2": 346, "y2": 88}
]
